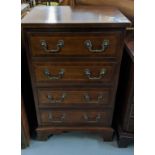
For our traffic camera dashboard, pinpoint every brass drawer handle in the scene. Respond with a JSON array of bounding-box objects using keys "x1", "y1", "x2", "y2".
[
  {"x1": 84, "y1": 93, "x2": 104, "y2": 104},
  {"x1": 84, "y1": 68, "x2": 106, "y2": 80},
  {"x1": 83, "y1": 113, "x2": 101, "y2": 123},
  {"x1": 84, "y1": 40, "x2": 109, "y2": 53},
  {"x1": 47, "y1": 93, "x2": 66, "y2": 104},
  {"x1": 43, "y1": 68, "x2": 65, "y2": 80},
  {"x1": 48, "y1": 112, "x2": 66, "y2": 123},
  {"x1": 40, "y1": 40, "x2": 64, "y2": 53}
]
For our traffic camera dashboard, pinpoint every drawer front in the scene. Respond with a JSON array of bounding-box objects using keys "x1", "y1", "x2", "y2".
[
  {"x1": 37, "y1": 88, "x2": 112, "y2": 107},
  {"x1": 28, "y1": 32, "x2": 121, "y2": 58},
  {"x1": 33, "y1": 62, "x2": 116, "y2": 84},
  {"x1": 39, "y1": 109, "x2": 112, "y2": 126}
]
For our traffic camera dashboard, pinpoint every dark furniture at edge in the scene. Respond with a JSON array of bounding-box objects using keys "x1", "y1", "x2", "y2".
[
  {"x1": 21, "y1": 4, "x2": 37, "y2": 142},
  {"x1": 114, "y1": 30, "x2": 134, "y2": 147},
  {"x1": 21, "y1": 97, "x2": 30, "y2": 148}
]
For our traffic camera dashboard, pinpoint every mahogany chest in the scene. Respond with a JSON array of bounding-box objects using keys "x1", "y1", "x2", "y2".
[{"x1": 22, "y1": 6, "x2": 130, "y2": 141}]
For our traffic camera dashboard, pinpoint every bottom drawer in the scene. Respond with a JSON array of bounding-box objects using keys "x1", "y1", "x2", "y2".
[{"x1": 39, "y1": 109, "x2": 112, "y2": 126}]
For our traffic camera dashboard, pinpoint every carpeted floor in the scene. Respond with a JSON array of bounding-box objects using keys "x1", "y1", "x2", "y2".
[{"x1": 22, "y1": 132, "x2": 134, "y2": 155}]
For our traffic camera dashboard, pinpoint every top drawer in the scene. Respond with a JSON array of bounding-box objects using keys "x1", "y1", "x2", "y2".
[{"x1": 27, "y1": 31, "x2": 122, "y2": 58}]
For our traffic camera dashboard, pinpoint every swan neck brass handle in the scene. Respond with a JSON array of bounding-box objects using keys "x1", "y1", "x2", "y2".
[
  {"x1": 84, "y1": 68, "x2": 106, "y2": 80},
  {"x1": 47, "y1": 93, "x2": 66, "y2": 104},
  {"x1": 48, "y1": 112, "x2": 66, "y2": 123},
  {"x1": 40, "y1": 40, "x2": 64, "y2": 53},
  {"x1": 83, "y1": 113, "x2": 101, "y2": 123},
  {"x1": 43, "y1": 68, "x2": 65, "y2": 80},
  {"x1": 84, "y1": 40, "x2": 109, "y2": 53},
  {"x1": 84, "y1": 93, "x2": 104, "y2": 104}
]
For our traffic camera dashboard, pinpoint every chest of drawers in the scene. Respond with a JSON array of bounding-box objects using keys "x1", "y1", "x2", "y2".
[{"x1": 22, "y1": 6, "x2": 130, "y2": 141}]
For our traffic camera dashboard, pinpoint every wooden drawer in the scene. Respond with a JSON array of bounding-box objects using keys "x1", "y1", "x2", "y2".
[
  {"x1": 39, "y1": 109, "x2": 112, "y2": 126},
  {"x1": 37, "y1": 88, "x2": 112, "y2": 107},
  {"x1": 28, "y1": 32, "x2": 121, "y2": 58},
  {"x1": 33, "y1": 62, "x2": 116, "y2": 84}
]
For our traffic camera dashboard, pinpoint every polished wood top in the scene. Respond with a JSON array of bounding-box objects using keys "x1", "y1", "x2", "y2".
[{"x1": 22, "y1": 6, "x2": 131, "y2": 28}]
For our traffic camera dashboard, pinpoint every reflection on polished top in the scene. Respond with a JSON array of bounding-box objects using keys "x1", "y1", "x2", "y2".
[{"x1": 21, "y1": 6, "x2": 131, "y2": 27}]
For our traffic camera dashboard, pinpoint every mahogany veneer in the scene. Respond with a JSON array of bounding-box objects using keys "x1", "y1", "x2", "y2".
[{"x1": 22, "y1": 6, "x2": 130, "y2": 141}]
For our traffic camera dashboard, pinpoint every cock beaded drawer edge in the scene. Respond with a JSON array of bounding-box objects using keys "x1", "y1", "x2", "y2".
[{"x1": 22, "y1": 6, "x2": 131, "y2": 141}]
